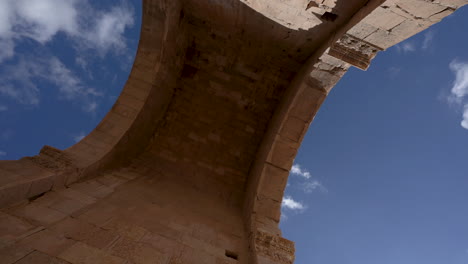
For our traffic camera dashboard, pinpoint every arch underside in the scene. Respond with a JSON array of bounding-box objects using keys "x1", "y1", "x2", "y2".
[{"x1": 0, "y1": 0, "x2": 465, "y2": 263}]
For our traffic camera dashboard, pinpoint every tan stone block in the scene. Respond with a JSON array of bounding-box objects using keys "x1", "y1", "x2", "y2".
[
  {"x1": 290, "y1": 83, "x2": 326, "y2": 122},
  {"x1": 95, "y1": 175, "x2": 127, "y2": 189},
  {"x1": 141, "y1": 232, "x2": 184, "y2": 255},
  {"x1": 59, "y1": 242, "x2": 124, "y2": 264},
  {"x1": 138, "y1": 220, "x2": 182, "y2": 242},
  {"x1": 123, "y1": 79, "x2": 152, "y2": 101},
  {"x1": 0, "y1": 244, "x2": 34, "y2": 264},
  {"x1": 84, "y1": 228, "x2": 120, "y2": 250},
  {"x1": 390, "y1": 19, "x2": 426, "y2": 42},
  {"x1": 0, "y1": 169, "x2": 19, "y2": 186},
  {"x1": 428, "y1": 8, "x2": 454, "y2": 22},
  {"x1": 363, "y1": 7, "x2": 406, "y2": 31},
  {"x1": 181, "y1": 235, "x2": 223, "y2": 258},
  {"x1": 11, "y1": 204, "x2": 67, "y2": 226},
  {"x1": 103, "y1": 220, "x2": 149, "y2": 241},
  {"x1": 18, "y1": 229, "x2": 75, "y2": 256},
  {"x1": 266, "y1": 135, "x2": 299, "y2": 170},
  {"x1": 27, "y1": 177, "x2": 54, "y2": 199},
  {"x1": 116, "y1": 92, "x2": 145, "y2": 112},
  {"x1": 279, "y1": 116, "x2": 308, "y2": 142},
  {"x1": 49, "y1": 197, "x2": 89, "y2": 215},
  {"x1": 177, "y1": 245, "x2": 217, "y2": 264},
  {"x1": 0, "y1": 212, "x2": 35, "y2": 239},
  {"x1": 77, "y1": 203, "x2": 118, "y2": 227},
  {"x1": 216, "y1": 256, "x2": 239, "y2": 264},
  {"x1": 0, "y1": 181, "x2": 31, "y2": 209},
  {"x1": 110, "y1": 237, "x2": 167, "y2": 264},
  {"x1": 57, "y1": 188, "x2": 96, "y2": 205},
  {"x1": 255, "y1": 195, "x2": 282, "y2": 223},
  {"x1": 14, "y1": 251, "x2": 70, "y2": 264},
  {"x1": 111, "y1": 170, "x2": 139, "y2": 181},
  {"x1": 49, "y1": 217, "x2": 99, "y2": 242},
  {"x1": 258, "y1": 163, "x2": 289, "y2": 201},
  {"x1": 69, "y1": 180, "x2": 113, "y2": 199},
  {"x1": 397, "y1": 0, "x2": 447, "y2": 19},
  {"x1": 362, "y1": 28, "x2": 393, "y2": 49}
]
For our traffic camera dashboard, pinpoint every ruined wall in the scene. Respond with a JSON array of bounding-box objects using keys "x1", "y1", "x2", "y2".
[{"x1": 0, "y1": 0, "x2": 467, "y2": 263}]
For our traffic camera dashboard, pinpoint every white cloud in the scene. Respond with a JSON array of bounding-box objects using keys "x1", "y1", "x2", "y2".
[
  {"x1": 0, "y1": 55, "x2": 100, "y2": 109},
  {"x1": 291, "y1": 163, "x2": 311, "y2": 179},
  {"x1": 449, "y1": 60, "x2": 468, "y2": 99},
  {"x1": 0, "y1": 151, "x2": 6, "y2": 156},
  {"x1": 422, "y1": 31, "x2": 434, "y2": 50},
  {"x1": 290, "y1": 163, "x2": 328, "y2": 193},
  {"x1": 0, "y1": 39, "x2": 14, "y2": 62},
  {"x1": 0, "y1": 0, "x2": 14, "y2": 37},
  {"x1": 282, "y1": 196, "x2": 306, "y2": 211},
  {"x1": 73, "y1": 131, "x2": 86, "y2": 142},
  {"x1": 396, "y1": 41, "x2": 416, "y2": 53},
  {"x1": 387, "y1": 67, "x2": 401, "y2": 78},
  {"x1": 83, "y1": 101, "x2": 98, "y2": 113},
  {"x1": 0, "y1": 0, "x2": 134, "y2": 62},
  {"x1": 85, "y1": 5, "x2": 134, "y2": 54},
  {"x1": 14, "y1": 0, "x2": 79, "y2": 43},
  {"x1": 447, "y1": 60, "x2": 468, "y2": 130},
  {"x1": 303, "y1": 180, "x2": 328, "y2": 193},
  {"x1": 461, "y1": 106, "x2": 468, "y2": 130}
]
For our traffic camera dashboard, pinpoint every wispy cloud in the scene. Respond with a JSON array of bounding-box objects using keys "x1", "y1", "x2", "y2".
[
  {"x1": 0, "y1": 151, "x2": 6, "y2": 156},
  {"x1": 447, "y1": 60, "x2": 468, "y2": 130},
  {"x1": 422, "y1": 31, "x2": 434, "y2": 50},
  {"x1": 73, "y1": 131, "x2": 86, "y2": 142},
  {"x1": 396, "y1": 41, "x2": 416, "y2": 53},
  {"x1": 461, "y1": 106, "x2": 468, "y2": 130},
  {"x1": 395, "y1": 31, "x2": 435, "y2": 53},
  {"x1": 303, "y1": 180, "x2": 328, "y2": 193},
  {"x1": 0, "y1": 129, "x2": 14, "y2": 141},
  {"x1": 0, "y1": 0, "x2": 135, "y2": 62},
  {"x1": 281, "y1": 195, "x2": 306, "y2": 221},
  {"x1": 0, "y1": 54, "x2": 101, "y2": 110},
  {"x1": 388, "y1": 67, "x2": 401, "y2": 77},
  {"x1": 282, "y1": 196, "x2": 306, "y2": 211},
  {"x1": 83, "y1": 4, "x2": 135, "y2": 55},
  {"x1": 449, "y1": 60, "x2": 468, "y2": 99},
  {"x1": 291, "y1": 163, "x2": 327, "y2": 193},
  {"x1": 0, "y1": 105, "x2": 7, "y2": 112},
  {"x1": 281, "y1": 163, "x2": 328, "y2": 221},
  {"x1": 291, "y1": 164, "x2": 311, "y2": 179}
]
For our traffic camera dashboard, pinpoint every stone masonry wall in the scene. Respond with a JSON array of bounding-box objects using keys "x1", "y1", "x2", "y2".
[{"x1": 0, "y1": 0, "x2": 467, "y2": 263}]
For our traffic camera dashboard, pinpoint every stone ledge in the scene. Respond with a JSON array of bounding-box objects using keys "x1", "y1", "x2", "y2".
[{"x1": 328, "y1": 33, "x2": 382, "y2": 70}]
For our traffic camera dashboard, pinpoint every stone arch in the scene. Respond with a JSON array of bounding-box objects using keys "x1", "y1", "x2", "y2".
[
  {"x1": 0, "y1": 0, "x2": 466, "y2": 263},
  {"x1": 0, "y1": 0, "x2": 187, "y2": 207},
  {"x1": 243, "y1": 0, "x2": 466, "y2": 262}
]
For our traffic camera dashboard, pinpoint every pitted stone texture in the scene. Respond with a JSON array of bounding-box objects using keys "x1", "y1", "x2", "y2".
[
  {"x1": 240, "y1": 0, "x2": 323, "y2": 29},
  {"x1": 328, "y1": 34, "x2": 382, "y2": 69},
  {"x1": 1, "y1": 0, "x2": 468, "y2": 263},
  {"x1": 0, "y1": 168, "x2": 247, "y2": 263},
  {"x1": 255, "y1": 230, "x2": 295, "y2": 264},
  {"x1": 27, "y1": 146, "x2": 74, "y2": 171},
  {"x1": 347, "y1": 0, "x2": 466, "y2": 50}
]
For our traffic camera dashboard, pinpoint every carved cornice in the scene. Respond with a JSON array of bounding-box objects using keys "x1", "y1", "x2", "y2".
[{"x1": 328, "y1": 33, "x2": 383, "y2": 70}]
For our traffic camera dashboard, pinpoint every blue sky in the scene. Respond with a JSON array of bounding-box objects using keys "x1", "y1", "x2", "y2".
[
  {"x1": 281, "y1": 6, "x2": 468, "y2": 264},
  {"x1": 1, "y1": 1, "x2": 468, "y2": 264},
  {"x1": 0, "y1": 0, "x2": 141, "y2": 159}
]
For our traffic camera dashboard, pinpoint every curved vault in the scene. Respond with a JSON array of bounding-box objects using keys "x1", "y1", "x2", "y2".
[{"x1": 0, "y1": 0, "x2": 466, "y2": 263}]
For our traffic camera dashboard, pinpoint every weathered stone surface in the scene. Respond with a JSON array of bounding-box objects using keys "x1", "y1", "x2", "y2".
[
  {"x1": 1, "y1": 0, "x2": 466, "y2": 263},
  {"x1": 328, "y1": 34, "x2": 382, "y2": 70}
]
